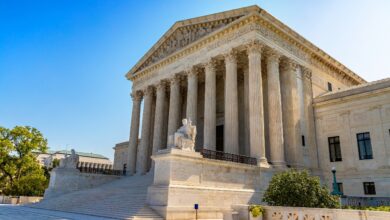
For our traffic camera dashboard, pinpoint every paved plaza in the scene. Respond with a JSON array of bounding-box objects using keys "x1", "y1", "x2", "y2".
[{"x1": 0, "y1": 205, "x2": 114, "y2": 220}]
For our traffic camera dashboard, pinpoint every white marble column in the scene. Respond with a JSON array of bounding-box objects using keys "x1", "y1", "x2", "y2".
[
  {"x1": 136, "y1": 87, "x2": 154, "y2": 175},
  {"x1": 302, "y1": 67, "x2": 318, "y2": 169},
  {"x1": 243, "y1": 66, "x2": 250, "y2": 156},
  {"x1": 280, "y1": 58, "x2": 300, "y2": 167},
  {"x1": 247, "y1": 41, "x2": 268, "y2": 167},
  {"x1": 186, "y1": 67, "x2": 198, "y2": 125},
  {"x1": 224, "y1": 51, "x2": 239, "y2": 154},
  {"x1": 167, "y1": 76, "x2": 182, "y2": 140},
  {"x1": 204, "y1": 59, "x2": 217, "y2": 150},
  {"x1": 126, "y1": 91, "x2": 142, "y2": 175},
  {"x1": 265, "y1": 50, "x2": 286, "y2": 167},
  {"x1": 152, "y1": 81, "x2": 167, "y2": 155}
]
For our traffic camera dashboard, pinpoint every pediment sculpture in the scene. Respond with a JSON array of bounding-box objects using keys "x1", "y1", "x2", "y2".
[
  {"x1": 136, "y1": 16, "x2": 242, "y2": 72},
  {"x1": 168, "y1": 118, "x2": 197, "y2": 151}
]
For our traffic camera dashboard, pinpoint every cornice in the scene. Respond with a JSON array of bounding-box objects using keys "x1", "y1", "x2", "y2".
[
  {"x1": 127, "y1": 7, "x2": 366, "y2": 87},
  {"x1": 313, "y1": 87, "x2": 390, "y2": 108}
]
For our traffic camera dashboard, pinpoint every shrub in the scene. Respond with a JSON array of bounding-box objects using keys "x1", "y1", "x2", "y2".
[
  {"x1": 343, "y1": 206, "x2": 390, "y2": 212},
  {"x1": 249, "y1": 205, "x2": 265, "y2": 217},
  {"x1": 263, "y1": 169, "x2": 340, "y2": 208}
]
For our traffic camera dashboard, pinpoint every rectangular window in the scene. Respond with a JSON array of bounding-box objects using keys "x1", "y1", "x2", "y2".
[
  {"x1": 363, "y1": 182, "x2": 376, "y2": 195},
  {"x1": 328, "y1": 82, "x2": 333, "y2": 91},
  {"x1": 357, "y1": 132, "x2": 373, "y2": 160},
  {"x1": 302, "y1": 135, "x2": 305, "y2": 146},
  {"x1": 337, "y1": 182, "x2": 343, "y2": 194},
  {"x1": 328, "y1": 136, "x2": 342, "y2": 162}
]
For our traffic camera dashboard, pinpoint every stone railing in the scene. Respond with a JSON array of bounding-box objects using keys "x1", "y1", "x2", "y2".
[{"x1": 232, "y1": 205, "x2": 390, "y2": 220}]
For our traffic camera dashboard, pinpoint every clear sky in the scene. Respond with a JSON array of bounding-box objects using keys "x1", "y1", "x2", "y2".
[{"x1": 1, "y1": 0, "x2": 389, "y2": 160}]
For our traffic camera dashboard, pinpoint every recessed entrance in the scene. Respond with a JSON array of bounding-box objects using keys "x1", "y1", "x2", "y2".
[{"x1": 216, "y1": 125, "x2": 224, "y2": 152}]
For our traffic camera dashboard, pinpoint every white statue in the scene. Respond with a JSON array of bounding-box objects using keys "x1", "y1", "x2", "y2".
[
  {"x1": 169, "y1": 118, "x2": 197, "y2": 151},
  {"x1": 59, "y1": 149, "x2": 79, "y2": 169}
]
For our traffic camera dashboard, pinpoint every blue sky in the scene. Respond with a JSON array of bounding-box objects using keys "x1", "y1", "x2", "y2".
[{"x1": 1, "y1": 0, "x2": 389, "y2": 160}]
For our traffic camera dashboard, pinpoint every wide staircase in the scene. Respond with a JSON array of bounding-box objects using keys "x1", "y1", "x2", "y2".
[{"x1": 29, "y1": 173, "x2": 163, "y2": 220}]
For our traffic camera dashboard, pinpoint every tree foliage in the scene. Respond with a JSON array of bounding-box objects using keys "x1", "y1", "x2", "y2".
[
  {"x1": 0, "y1": 126, "x2": 49, "y2": 196},
  {"x1": 263, "y1": 169, "x2": 340, "y2": 208},
  {"x1": 51, "y1": 158, "x2": 60, "y2": 169}
]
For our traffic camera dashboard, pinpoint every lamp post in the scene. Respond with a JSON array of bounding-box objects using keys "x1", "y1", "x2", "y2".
[{"x1": 331, "y1": 167, "x2": 343, "y2": 196}]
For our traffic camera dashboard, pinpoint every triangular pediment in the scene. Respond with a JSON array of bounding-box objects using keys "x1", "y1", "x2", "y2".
[{"x1": 127, "y1": 5, "x2": 261, "y2": 76}]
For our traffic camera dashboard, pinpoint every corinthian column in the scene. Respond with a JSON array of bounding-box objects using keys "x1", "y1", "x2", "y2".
[
  {"x1": 152, "y1": 81, "x2": 167, "y2": 155},
  {"x1": 186, "y1": 67, "x2": 198, "y2": 125},
  {"x1": 280, "y1": 58, "x2": 300, "y2": 167},
  {"x1": 167, "y1": 76, "x2": 182, "y2": 140},
  {"x1": 136, "y1": 87, "x2": 154, "y2": 175},
  {"x1": 302, "y1": 67, "x2": 318, "y2": 169},
  {"x1": 204, "y1": 59, "x2": 216, "y2": 150},
  {"x1": 265, "y1": 49, "x2": 285, "y2": 167},
  {"x1": 126, "y1": 91, "x2": 142, "y2": 175},
  {"x1": 247, "y1": 41, "x2": 268, "y2": 167},
  {"x1": 224, "y1": 50, "x2": 239, "y2": 154}
]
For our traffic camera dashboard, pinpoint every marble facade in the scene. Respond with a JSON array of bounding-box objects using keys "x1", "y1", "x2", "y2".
[{"x1": 118, "y1": 5, "x2": 390, "y2": 202}]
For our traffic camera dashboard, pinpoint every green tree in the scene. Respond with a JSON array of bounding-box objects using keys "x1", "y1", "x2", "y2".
[
  {"x1": 51, "y1": 158, "x2": 60, "y2": 169},
  {"x1": 263, "y1": 169, "x2": 340, "y2": 208},
  {"x1": 0, "y1": 126, "x2": 49, "y2": 196}
]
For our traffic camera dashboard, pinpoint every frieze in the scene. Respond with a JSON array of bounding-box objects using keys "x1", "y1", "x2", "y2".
[
  {"x1": 252, "y1": 22, "x2": 309, "y2": 62},
  {"x1": 131, "y1": 13, "x2": 362, "y2": 89}
]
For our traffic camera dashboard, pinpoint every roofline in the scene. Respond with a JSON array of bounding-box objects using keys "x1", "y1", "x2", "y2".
[
  {"x1": 314, "y1": 78, "x2": 390, "y2": 104},
  {"x1": 47, "y1": 150, "x2": 109, "y2": 160},
  {"x1": 126, "y1": 5, "x2": 260, "y2": 77},
  {"x1": 126, "y1": 5, "x2": 365, "y2": 85}
]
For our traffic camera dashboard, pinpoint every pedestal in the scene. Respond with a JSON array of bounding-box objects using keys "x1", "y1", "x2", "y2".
[{"x1": 147, "y1": 148, "x2": 275, "y2": 220}]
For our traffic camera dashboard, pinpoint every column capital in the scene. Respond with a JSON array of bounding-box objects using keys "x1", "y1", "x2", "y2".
[
  {"x1": 224, "y1": 49, "x2": 238, "y2": 64},
  {"x1": 204, "y1": 58, "x2": 217, "y2": 72},
  {"x1": 155, "y1": 80, "x2": 167, "y2": 91},
  {"x1": 246, "y1": 40, "x2": 265, "y2": 55},
  {"x1": 280, "y1": 58, "x2": 298, "y2": 72},
  {"x1": 131, "y1": 90, "x2": 143, "y2": 101},
  {"x1": 185, "y1": 66, "x2": 199, "y2": 78},
  {"x1": 169, "y1": 75, "x2": 181, "y2": 86},
  {"x1": 143, "y1": 86, "x2": 155, "y2": 96},
  {"x1": 265, "y1": 48, "x2": 282, "y2": 63},
  {"x1": 301, "y1": 66, "x2": 312, "y2": 79}
]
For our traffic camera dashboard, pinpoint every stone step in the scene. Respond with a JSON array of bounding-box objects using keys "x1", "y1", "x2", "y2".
[{"x1": 29, "y1": 174, "x2": 162, "y2": 219}]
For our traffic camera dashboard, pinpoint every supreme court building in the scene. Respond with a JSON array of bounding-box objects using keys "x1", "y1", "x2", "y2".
[{"x1": 116, "y1": 5, "x2": 390, "y2": 203}]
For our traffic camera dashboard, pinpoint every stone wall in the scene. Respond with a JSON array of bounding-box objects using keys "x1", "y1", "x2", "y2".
[
  {"x1": 314, "y1": 80, "x2": 390, "y2": 197},
  {"x1": 113, "y1": 141, "x2": 129, "y2": 170},
  {"x1": 233, "y1": 205, "x2": 390, "y2": 220},
  {"x1": 0, "y1": 196, "x2": 42, "y2": 204},
  {"x1": 44, "y1": 168, "x2": 120, "y2": 199}
]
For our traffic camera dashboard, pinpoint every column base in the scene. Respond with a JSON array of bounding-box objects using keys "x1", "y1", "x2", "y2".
[{"x1": 258, "y1": 157, "x2": 270, "y2": 168}]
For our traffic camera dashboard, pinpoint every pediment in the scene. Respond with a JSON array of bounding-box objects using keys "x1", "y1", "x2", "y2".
[{"x1": 127, "y1": 6, "x2": 261, "y2": 76}]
